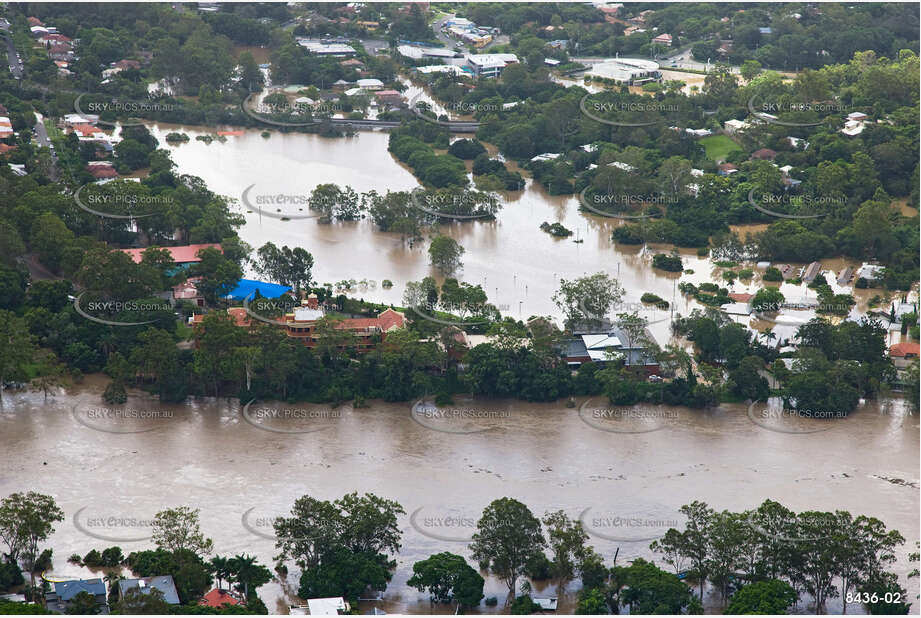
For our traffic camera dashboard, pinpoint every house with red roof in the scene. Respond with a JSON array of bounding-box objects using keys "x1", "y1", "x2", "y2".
[
  {"x1": 86, "y1": 164, "x2": 119, "y2": 179},
  {"x1": 72, "y1": 123, "x2": 105, "y2": 140},
  {"x1": 889, "y1": 342, "x2": 919, "y2": 369},
  {"x1": 120, "y1": 243, "x2": 222, "y2": 266},
  {"x1": 191, "y1": 307, "x2": 250, "y2": 328},
  {"x1": 282, "y1": 294, "x2": 404, "y2": 352},
  {"x1": 375, "y1": 89, "x2": 403, "y2": 105},
  {"x1": 199, "y1": 589, "x2": 241, "y2": 609},
  {"x1": 0, "y1": 116, "x2": 13, "y2": 138}
]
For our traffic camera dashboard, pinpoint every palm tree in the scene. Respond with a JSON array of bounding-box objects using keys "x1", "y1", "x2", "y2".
[
  {"x1": 104, "y1": 572, "x2": 126, "y2": 605},
  {"x1": 210, "y1": 556, "x2": 231, "y2": 590},
  {"x1": 231, "y1": 554, "x2": 259, "y2": 600}
]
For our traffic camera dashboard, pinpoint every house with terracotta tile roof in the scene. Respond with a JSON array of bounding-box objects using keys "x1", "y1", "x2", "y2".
[
  {"x1": 728, "y1": 292, "x2": 754, "y2": 303},
  {"x1": 200, "y1": 588, "x2": 242, "y2": 609},
  {"x1": 282, "y1": 294, "x2": 404, "y2": 352},
  {"x1": 889, "y1": 342, "x2": 919, "y2": 369},
  {"x1": 120, "y1": 243, "x2": 222, "y2": 266},
  {"x1": 375, "y1": 89, "x2": 403, "y2": 105},
  {"x1": 87, "y1": 163, "x2": 119, "y2": 179},
  {"x1": 191, "y1": 307, "x2": 250, "y2": 328}
]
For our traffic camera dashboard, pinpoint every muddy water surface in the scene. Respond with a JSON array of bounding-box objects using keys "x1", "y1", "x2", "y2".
[{"x1": 0, "y1": 387, "x2": 916, "y2": 614}]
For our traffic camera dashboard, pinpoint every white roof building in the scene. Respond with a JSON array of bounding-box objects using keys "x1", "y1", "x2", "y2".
[
  {"x1": 297, "y1": 40, "x2": 356, "y2": 56},
  {"x1": 857, "y1": 263, "x2": 885, "y2": 280},
  {"x1": 586, "y1": 57, "x2": 660, "y2": 84},
  {"x1": 356, "y1": 78, "x2": 384, "y2": 90},
  {"x1": 466, "y1": 53, "x2": 518, "y2": 77},
  {"x1": 415, "y1": 64, "x2": 465, "y2": 75},
  {"x1": 397, "y1": 45, "x2": 456, "y2": 60},
  {"x1": 724, "y1": 119, "x2": 749, "y2": 134},
  {"x1": 306, "y1": 597, "x2": 349, "y2": 615},
  {"x1": 841, "y1": 119, "x2": 865, "y2": 136}
]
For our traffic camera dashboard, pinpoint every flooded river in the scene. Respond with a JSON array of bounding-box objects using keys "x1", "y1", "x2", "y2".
[
  {"x1": 0, "y1": 386, "x2": 917, "y2": 614},
  {"x1": 28, "y1": 115, "x2": 913, "y2": 614},
  {"x1": 142, "y1": 122, "x2": 905, "y2": 347}
]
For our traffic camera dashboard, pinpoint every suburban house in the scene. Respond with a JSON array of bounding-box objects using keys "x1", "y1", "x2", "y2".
[
  {"x1": 120, "y1": 243, "x2": 222, "y2": 268},
  {"x1": 86, "y1": 160, "x2": 118, "y2": 179},
  {"x1": 374, "y1": 89, "x2": 403, "y2": 106},
  {"x1": 802, "y1": 261, "x2": 822, "y2": 283},
  {"x1": 717, "y1": 163, "x2": 738, "y2": 176},
  {"x1": 355, "y1": 78, "x2": 384, "y2": 90},
  {"x1": 306, "y1": 597, "x2": 349, "y2": 615},
  {"x1": 118, "y1": 576, "x2": 181, "y2": 605},
  {"x1": 652, "y1": 32, "x2": 672, "y2": 45},
  {"x1": 723, "y1": 118, "x2": 749, "y2": 134},
  {"x1": 465, "y1": 53, "x2": 519, "y2": 78},
  {"x1": 889, "y1": 342, "x2": 920, "y2": 369},
  {"x1": 282, "y1": 294, "x2": 405, "y2": 352},
  {"x1": 563, "y1": 322, "x2": 659, "y2": 375},
  {"x1": 191, "y1": 307, "x2": 251, "y2": 328},
  {"x1": 723, "y1": 292, "x2": 754, "y2": 316},
  {"x1": 49, "y1": 579, "x2": 107, "y2": 613},
  {"x1": 200, "y1": 588, "x2": 242, "y2": 609},
  {"x1": 173, "y1": 278, "x2": 205, "y2": 307},
  {"x1": 841, "y1": 112, "x2": 868, "y2": 137}
]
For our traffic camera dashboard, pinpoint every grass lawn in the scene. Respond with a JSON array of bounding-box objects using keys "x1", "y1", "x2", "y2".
[{"x1": 700, "y1": 134, "x2": 742, "y2": 161}]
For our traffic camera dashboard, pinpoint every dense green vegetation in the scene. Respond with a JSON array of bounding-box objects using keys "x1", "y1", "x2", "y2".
[{"x1": 649, "y1": 499, "x2": 909, "y2": 614}]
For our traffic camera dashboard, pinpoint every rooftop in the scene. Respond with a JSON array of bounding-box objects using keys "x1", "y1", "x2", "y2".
[
  {"x1": 200, "y1": 589, "x2": 241, "y2": 608},
  {"x1": 225, "y1": 279, "x2": 292, "y2": 301},
  {"x1": 890, "y1": 342, "x2": 920, "y2": 358},
  {"x1": 118, "y1": 576, "x2": 181, "y2": 605},
  {"x1": 54, "y1": 579, "x2": 105, "y2": 601},
  {"x1": 120, "y1": 243, "x2": 222, "y2": 264}
]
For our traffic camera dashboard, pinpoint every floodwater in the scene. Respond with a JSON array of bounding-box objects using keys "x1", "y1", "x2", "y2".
[
  {"x1": 39, "y1": 115, "x2": 912, "y2": 614},
  {"x1": 141, "y1": 121, "x2": 908, "y2": 347},
  {"x1": 0, "y1": 386, "x2": 916, "y2": 614}
]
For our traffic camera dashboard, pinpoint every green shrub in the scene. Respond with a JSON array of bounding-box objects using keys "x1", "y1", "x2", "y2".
[
  {"x1": 612, "y1": 226, "x2": 644, "y2": 244},
  {"x1": 652, "y1": 253, "x2": 683, "y2": 272}
]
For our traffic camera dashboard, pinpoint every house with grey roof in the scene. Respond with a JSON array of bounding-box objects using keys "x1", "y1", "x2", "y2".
[
  {"x1": 50, "y1": 578, "x2": 107, "y2": 613},
  {"x1": 118, "y1": 575, "x2": 181, "y2": 605}
]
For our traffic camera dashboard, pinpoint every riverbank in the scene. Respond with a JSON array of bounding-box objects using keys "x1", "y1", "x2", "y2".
[{"x1": 1, "y1": 385, "x2": 916, "y2": 614}]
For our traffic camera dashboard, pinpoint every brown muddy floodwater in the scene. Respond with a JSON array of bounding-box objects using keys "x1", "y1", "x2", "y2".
[
  {"x1": 142, "y1": 122, "x2": 910, "y2": 349},
  {"x1": 0, "y1": 386, "x2": 917, "y2": 614}
]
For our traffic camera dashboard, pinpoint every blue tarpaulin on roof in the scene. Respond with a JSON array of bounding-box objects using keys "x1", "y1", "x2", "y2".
[{"x1": 225, "y1": 279, "x2": 291, "y2": 301}]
